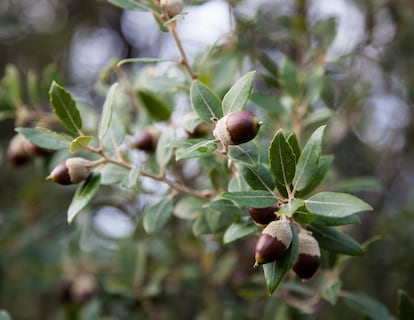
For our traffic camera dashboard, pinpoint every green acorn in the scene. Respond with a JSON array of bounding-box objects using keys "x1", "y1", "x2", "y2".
[
  {"x1": 47, "y1": 157, "x2": 92, "y2": 185},
  {"x1": 213, "y1": 110, "x2": 262, "y2": 146},
  {"x1": 292, "y1": 231, "x2": 321, "y2": 280},
  {"x1": 254, "y1": 219, "x2": 292, "y2": 266},
  {"x1": 248, "y1": 204, "x2": 280, "y2": 227}
]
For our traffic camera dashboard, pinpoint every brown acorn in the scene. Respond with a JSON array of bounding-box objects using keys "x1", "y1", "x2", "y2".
[
  {"x1": 7, "y1": 133, "x2": 48, "y2": 167},
  {"x1": 213, "y1": 110, "x2": 262, "y2": 146},
  {"x1": 248, "y1": 204, "x2": 280, "y2": 227},
  {"x1": 160, "y1": 0, "x2": 183, "y2": 17},
  {"x1": 292, "y1": 231, "x2": 321, "y2": 280},
  {"x1": 47, "y1": 157, "x2": 92, "y2": 185},
  {"x1": 254, "y1": 219, "x2": 292, "y2": 266},
  {"x1": 186, "y1": 122, "x2": 210, "y2": 138},
  {"x1": 131, "y1": 127, "x2": 160, "y2": 152}
]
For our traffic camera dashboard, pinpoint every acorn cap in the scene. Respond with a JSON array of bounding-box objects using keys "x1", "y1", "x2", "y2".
[
  {"x1": 292, "y1": 231, "x2": 321, "y2": 280},
  {"x1": 213, "y1": 110, "x2": 262, "y2": 146},
  {"x1": 47, "y1": 157, "x2": 92, "y2": 185},
  {"x1": 254, "y1": 219, "x2": 292, "y2": 265},
  {"x1": 248, "y1": 204, "x2": 280, "y2": 226},
  {"x1": 160, "y1": 0, "x2": 183, "y2": 17}
]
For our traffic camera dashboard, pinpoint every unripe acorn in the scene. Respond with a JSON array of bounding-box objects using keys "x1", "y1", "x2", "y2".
[
  {"x1": 160, "y1": 0, "x2": 183, "y2": 17},
  {"x1": 213, "y1": 110, "x2": 262, "y2": 146},
  {"x1": 254, "y1": 219, "x2": 292, "y2": 266},
  {"x1": 47, "y1": 157, "x2": 92, "y2": 185},
  {"x1": 7, "y1": 133, "x2": 48, "y2": 167},
  {"x1": 131, "y1": 127, "x2": 160, "y2": 152},
  {"x1": 292, "y1": 231, "x2": 321, "y2": 280},
  {"x1": 248, "y1": 204, "x2": 280, "y2": 227}
]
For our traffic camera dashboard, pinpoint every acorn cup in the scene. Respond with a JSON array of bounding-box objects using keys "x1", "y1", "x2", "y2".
[
  {"x1": 47, "y1": 157, "x2": 92, "y2": 185},
  {"x1": 131, "y1": 127, "x2": 160, "y2": 152},
  {"x1": 292, "y1": 230, "x2": 321, "y2": 280},
  {"x1": 213, "y1": 110, "x2": 263, "y2": 147},
  {"x1": 248, "y1": 204, "x2": 280, "y2": 227},
  {"x1": 254, "y1": 218, "x2": 292, "y2": 267},
  {"x1": 160, "y1": 0, "x2": 183, "y2": 17}
]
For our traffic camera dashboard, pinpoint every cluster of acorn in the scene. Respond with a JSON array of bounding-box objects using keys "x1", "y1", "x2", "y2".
[{"x1": 249, "y1": 205, "x2": 321, "y2": 280}]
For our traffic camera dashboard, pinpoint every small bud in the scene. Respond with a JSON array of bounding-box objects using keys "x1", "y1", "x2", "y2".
[
  {"x1": 248, "y1": 204, "x2": 280, "y2": 227},
  {"x1": 160, "y1": 0, "x2": 183, "y2": 17},
  {"x1": 213, "y1": 110, "x2": 262, "y2": 146},
  {"x1": 47, "y1": 157, "x2": 91, "y2": 185},
  {"x1": 131, "y1": 127, "x2": 160, "y2": 152},
  {"x1": 292, "y1": 231, "x2": 320, "y2": 280},
  {"x1": 254, "y1": 219, "x2": 292, "y2": 266}
]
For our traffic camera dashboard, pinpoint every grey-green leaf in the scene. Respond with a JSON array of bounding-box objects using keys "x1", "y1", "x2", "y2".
[
  {"x1": 221, "y1": 190, "x2": 278, "y2": 208},
  {"x1": 0, "y1": 310, "x2": 12, "y2": 320},
  {"x1": 190, "y1": 80, "x2": 223, "y2": 123},
  {"x1": 280, "y1": 58, "x2": 300, "y2": 97},
  {"x1": 108, "y1": 0, "x2": 150, "y2": 11},
  {"x1": 175, "y1": 139, "x2": 217, "y2": 161},
  {"x1": 67, "y1": 173, "x2": 101, "y2": 224},
  {"x1": 99, "y1": 82, "x2": 118, "y2": 141},
  {"x1": 269, "y1": 129, "x2": 296, "y2": 186},
  {"x1": 305, "y1": 192, "x2": 373, "y2": 218},
  {"x1": 264, "y1": 225, "x2": 298, "y2": 295},
  {"x1": 342, "y1": 292, "x2": 393, "y2": 320},
  {"x1": 222, "y1": 71, "x2": 256, "y2": 115},
  {"x1": 49, "y1": 81, "x2": 82, "y2": 134},
  {"x1": 241, "y1": 164, "x2": 276, "y2": 191},
  {"x1": 228, "y1": 142, "x2": 260, "y2": 168},
  {"x1": 398, "y1": 290, "x2": 414, "y2": 320},
  {"x1": 292, "y1": 125, "x2": 326, "y2": 191},
  {"x1": 137, "y1": 89, "x2": 172, "y2": 121},
  {"x1": 223, "y1": 221, "x2": 260, "y2": 244},
  {"x1": 143, "y1": 198, "x2": 173, "y2": 234},
  {"x1": 16, "y1": 127, "x2": 71, "y2": 150}
]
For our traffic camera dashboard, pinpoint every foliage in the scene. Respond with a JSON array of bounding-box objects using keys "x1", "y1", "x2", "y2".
[{"x1": 1, "y1": 0, "x2": 414, "y2": 319}]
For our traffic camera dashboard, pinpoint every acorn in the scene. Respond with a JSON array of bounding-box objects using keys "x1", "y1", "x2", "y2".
[
  {"x1": 248, "y1": 204, "x2": 280, "y2": 227},
  {"x1": 47, "y1": 157, "x2": 92, "y2": 185},
  {"x1": 292, "y1": 231, "x2": 321, "y2": 280},
  {"x1": 160, "y1": 0, "x2": 183, "y2": 17},
  {"x1": 213, "y1": 110, "x2": 262, "y2": 146},
  {"x1": 7, "y1": 133, "x2": 48, "y2": 167},
  {"x1": 185, "y1": 122, "x2": 210, "y2": 138},
  {"x1": 131, "y1": 127, "x2": 160, "y2": 152},
  {"x1": 254, "y1": 219, "x2": 292, "y2": 266}
]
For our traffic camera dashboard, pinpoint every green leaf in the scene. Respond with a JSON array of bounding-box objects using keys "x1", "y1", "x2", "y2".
[
  {"x1": 280, "y1": 58, "x2": 300, "y2": 97},
  {"x1": 398, "y1": 290, "x2": 414, "y2": 320},
  {"x1": 309, "y1": 224, "x2": 365, "y2": 256},
  {"x1": 67, "y1": 173, "x2": 101, "y2": 224},
  {"x1": 49, "y1": 81, "x2": 82, "y2": 134},
  {"x1": 102, "y1": 112, "x2": 125, "y2": 151},
  {"x1": 311, "y1": 214, "x2": 361, "y2": 226},
  {"x1": 302, "y1": 67, "x2": 325, "y2": 104},
  {"x1": 100, "y1": 163, "x2": 129, "y2": 185},
  {"x1": 305, "y1": 192, "x2": 373, "y2": 218},
  {"x1": 269, "y1": 129, "x2": 296, "y2": 186},
  {"x1": 240, "y1": 164, "x2": 276, "y2": 191},
  {"x1": 108, "y1": 0, "x2": 151, "y2": 11},
  {"x1": 342, "y1": 292, "x2": 393, "y2": 320},
  {"x1": 2, "y1": 64, "x2": 21, "y2": 107},
  {"x1": 206, "y1": 209, "x2": 232, "y2": 233},
  {"x1": 192, "y1": 212, "x2": 211, "y2": 236},
  {"x1": 228, "y1": 142, "x2": 260, "y2": 167},
  {"x1": 222, "y1": 71, "x2": 256, "y2": 115},
  {"x1": 207, "y1": 199, "x2": 242, "y2": 216},
  {"x1": 336, "y1": 177, "x2": 384, "y2": 193},
  {"x1": 175, "y1": 139, "x2": 217, "y2": 160},
  {"x1": 221, "y1": 190, "x2": 278, "y2": 208},
  {"x1": 278, "y1": 198, "x2": 305, "y2": 217},
  {"x1": 137, "y1": 89, "x2": 171, "y2": 121},
  {"x1": 287, "y1": 132, "x2": 301, "y2": 159},
  {"x1": 98, "y1": 82, "x2": 119, "y2": 141},
  {"x1": 296, "y1": 155, "x2": 333, "y2": 197},
  {"x1": 156, "y1": 127, "x2": 175, "y2": 169},
  {"x1": 292, "y1": 125, "x2": 326, "y2": 191},
  {"x1": 312, "y1": 17, "x2": 337, "y2": 49},
  {"x1": 321, "y1": 279, "x2": 342, "y2": 305},
  {"x1": 16, "y1": 127, "x2": 71, "y2": 150},
  {"x1": 143, "y1": 198, "x2": 173, "y2": 234},
  {"x1": 263, "y1": 225, "x2": 299, "y2": 295},
  {"x1": 174, "y1": 197, "x2": 207, "y2": 220},
  {"x1": 27, "y1": 70, "x2": 40, "y2": 105},
  {"x1": 190, "y1": 80, "x2": 223, "y2": 123},
  {"x1": 250, "y1": 92, "x2": 284, "y2": 117},
  {"x1": 70, "y1": 136, "x2": 93, "y2": 153},
  {"x1": 303, "y1": 108, "x2": 334, "y2": 127},
  {"x1": 121, "y1": 166, "x2": 140, "y2": 191},
  {"x1": 223, "y1": 221, "x2": 260, "y2": 244}
]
